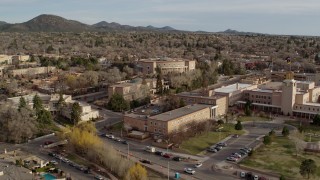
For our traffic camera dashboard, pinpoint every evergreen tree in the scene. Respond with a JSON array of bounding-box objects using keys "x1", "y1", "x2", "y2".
[
  {"x1": 71, "y1": 102, "x2": 82, "y2": 125},
  {"x1": 18, "y1": 96, "x2": 27, "y2": 111},
  {"x1": 33, "y1": 94, "x2": 43, "y2": 113},
  {"x1": 235, "y1": 121, "x2": 243, "y2": 130},
  {"x1": 107, "y1": 93, "x2": 130, "y2": 112},
  {"x1": 155, "y1": 66, "x2": 163, "y2": 95}
]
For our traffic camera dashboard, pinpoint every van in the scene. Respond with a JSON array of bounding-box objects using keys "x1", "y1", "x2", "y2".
[{"x1": 145, "y1": 146, "x2": 156, "y2": 153}]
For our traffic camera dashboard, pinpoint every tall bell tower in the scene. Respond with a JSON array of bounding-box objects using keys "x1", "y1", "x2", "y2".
[{"x1": 281, "y1": 71, "x2": 296, "y2": 116}]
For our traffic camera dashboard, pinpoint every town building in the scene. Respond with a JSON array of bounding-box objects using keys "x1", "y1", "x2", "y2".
[
  {"x1": 0, "y1": 54, "x2": 30, "y2": 65},
  {"x1": 8, "y1": 93, "x2": 99, "y2": 123},
  {"x1": 269, "y1": 71, "x2": 320, "y2": 86},
  {"x1": 136, "y1": 58, "x2": 196, "y2": 74},
  {"x1": 214, "y1": 83, "x2": 258, "y2": 106},
  {"x1": 176, "y1": 90, "x2": 228, "y2": 117},
  {"x1": 238, "y1": 71, "x2": 320, "y2": 119},
  {"x1": 8, "y1": 66, "x2": 57, "y2": 77},
  {"x1": 108, "y1": 78, "x2": 168, "y2": 101},
  {"x1": 124, "y1": 104, "x2": 216, "y2": 136}
]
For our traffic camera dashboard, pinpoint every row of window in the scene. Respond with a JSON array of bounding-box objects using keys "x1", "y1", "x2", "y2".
[{"x1": 295, "y1": 105, "x2": 320, "y2": 112}]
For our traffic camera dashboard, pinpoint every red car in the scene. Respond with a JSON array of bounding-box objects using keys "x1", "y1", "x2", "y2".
[{"x1": 162, "y1": 153, "x2": 171, "y2": 159}]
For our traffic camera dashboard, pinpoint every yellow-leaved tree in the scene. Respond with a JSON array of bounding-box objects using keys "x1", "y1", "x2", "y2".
[{"x1": 125, "y1": 163, "x2": 148, "y2": 180}]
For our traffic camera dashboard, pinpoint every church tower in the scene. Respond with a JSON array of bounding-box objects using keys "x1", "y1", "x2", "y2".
[{"x1": 281, "y1": 71, "x2": 296, "y2": 116}]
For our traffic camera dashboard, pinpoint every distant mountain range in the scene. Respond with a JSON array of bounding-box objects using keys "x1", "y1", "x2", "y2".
[
  {"x1": 218, "y1": 29, "x2": 264, "y2": 35},
  {"x1": 0, "y1": 14, "x2": 177, "y2": 32}
]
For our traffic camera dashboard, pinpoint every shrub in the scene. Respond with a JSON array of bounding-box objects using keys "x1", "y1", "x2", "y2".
[
  {"x1": 235, "y1": 121, "x2": 243, "y2": 130},
  {"x1": 263, "y1": 135, "x2": 272, "y2": 145}
]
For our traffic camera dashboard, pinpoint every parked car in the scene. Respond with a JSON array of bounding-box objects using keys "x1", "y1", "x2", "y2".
[
  {"x1": 145, "y1": 146, "x2": 156, "y2": 153},
  {"x1": 226, "y1": 157, "x2": 237, "y2": 162},
  {"x1": 240, "y1": 148, "x2": 250, "y2": 153},
  {"x1": 105, "y1": 134, "x2": 114, "y2": 139},
  {"x1": 140, "y1": 159, "x2": 152, "y2": 164},
  {"x1": 184, "y1": 168, "x2": 195, "y2": 175},
  {"x1": 239, "y1": 151, "x2": 247, "y2": 156},
  {"x1": 50, "y1": 160, "x2": 58, "y2": 165},
  {"x1": 122, "y1": 140, "x2": 128, "y2": 145},
  {"x1": 155, "y1": 151, "x2": 163, "y2": 156},
  {"x1": 172, "y1": 156, "x2": 182, "y2": 161},
  {"x1": 113, "y1": 138, "x2": 121, "y2": 142},
  {"x1": 240, "y1": 171, "x2": 246, "y2": 178},
  {"x1": 48, "y1": 152, "x2": 55, "y2": 157},
  {"x1": 231, "y1": 152, "x2": 242, "y2": 158},
  {"x1": 94, "y1": 175, "x2": 104, "y2": 180},
  {"x1": 233, "y1": 134, "x2": 239, "y2": 138},
  {"x1": 217, "y1": 142, "x2": 227, "y2": 147},
  {"x1": 207, "y1": 148, "x2": 218, "y2": 153},
  {"x1": 215, "y1": 146, "x2": 223, "y2": 151},
  {"x1": 194, "y1": 162, "x2": 202, "y2": 168},
  {"x1": 162, "y1": 153, "x2": 171, "y2": 159},
  {"x1": 254, "y1": 175, "x2": 259, "y2": 180}
]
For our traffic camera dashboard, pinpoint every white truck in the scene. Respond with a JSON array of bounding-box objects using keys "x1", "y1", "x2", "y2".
[{"x1": 145, "y1": 146, "x2": 156, "y2": 153}]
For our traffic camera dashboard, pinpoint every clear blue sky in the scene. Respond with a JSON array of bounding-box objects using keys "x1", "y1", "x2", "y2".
[{"x1": 1, "y1": 0, "x2": 319, "y2": 36}]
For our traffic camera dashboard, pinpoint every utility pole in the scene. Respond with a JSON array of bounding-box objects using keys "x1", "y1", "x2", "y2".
[
  {"x1": 167, "y1": 161, "x2": 170, "y2": 180},
  {"x1": 127, "y1": 143, "x2": 129, "y2": 159}
]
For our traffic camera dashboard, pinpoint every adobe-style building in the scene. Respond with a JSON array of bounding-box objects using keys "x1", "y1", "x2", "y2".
[
  {"x1": 108, "y1": 78, "x2": 168, "y2": 101},
  {"x1": 239, "y1": 71, "x2": 320, "y2": 119},
  {"x1": 8, "y1": 66, "x2": 57, "y2": 77},
  {"x1": 124, "y1": 104, "x2": 216, "y2": 136},
  {"x1": 8, "y1": 93, "x2": 99, "y2": 123},
  {"x1": 136, "y1": 58, "x2": 196, "y2": 74},
  {"x1": 214, "y1": 83, "x2": 258, "y2": 106},
  {"x1": 269, "y1": 71, "x2": 320, "y2": 86},
  {"x1": 176, "y1": 90, "x2": 228, "y2": 117}
]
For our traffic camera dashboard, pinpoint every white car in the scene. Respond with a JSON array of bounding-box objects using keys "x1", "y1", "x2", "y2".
[
  {"x1": 240, "y1": 171, "x2": 246, "y2": 178},
  {"x1": 194, "y1": 162, "x2": 202, "y2": 168},
  {"x1": 105, "y1": 134, "x2": 114, "y2": 139},
  {"x1": 254, "y1": 175, "x2": 259, "y2": 180},
  {"x1": 184, "y1": 168, "x2": 195, "y2": 175}
]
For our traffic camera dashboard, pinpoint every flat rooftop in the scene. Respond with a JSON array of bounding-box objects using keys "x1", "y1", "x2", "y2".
[
  {"x1": 139, "y1": 58, "x2": 192, "y2": 62},
  {"x1": 214, "y1": 83, "x2": 252, "y2": 93},
  {"x1": 250, "y1": 89, "x2": 273, "y2": 93},
  {"x1": 150, "y1": 104, "x2": 213, "y2": 122},
  {"x1": 177, "y1": 92, "x2": 225, "y2": 99}
]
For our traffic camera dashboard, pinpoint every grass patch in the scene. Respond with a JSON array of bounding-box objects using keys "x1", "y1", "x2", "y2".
[
  {"x1": 110, "y1": 122, "x2": 124, "y2": 131},
  {"x1": 180, "y1": 124, "x2": 245, "y2": 155},
  {"x1": 238, "y1": 116, "x2": 270, "y2": 122},
  {"x1": 66, "y1": 153, "x2": 90, "y2": 166},
  {"x1": 241, "y1": 136, "x2": 320, "y2": 180}
]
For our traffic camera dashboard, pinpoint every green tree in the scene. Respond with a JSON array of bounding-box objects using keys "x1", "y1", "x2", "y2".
[
  {"x1": 263, "y1": 135, "x2": 272, "y2": 145},
  {"x1": 282, "y1": 126, "x2": 290, "y2": 137},
  {"x1": 155, "y1": 66, "x2": 163, "y2": 95},
  {"x1": 107, "y1": 93, "x2": 130, "y2": 112},
  {"x1": 244, "y1": 100, "x2": 252, "y2": 116},
  {"x1": 71, "y1": 102, "x2": 82, "y2": 125},
  {"x1": 235, "y1": 121, "x2": 243, "y2": 130},
  {"x1": 312, "y1": 114, "x2": 320, "y2": 126},
  {"x1": 300, "y1": 159, "x2": 317, "y2": 179},
  {"x1": 18, "y1": 96, "x2": 27, "y2": 111},
  {"x1": 33, "y1": 94, "x2": 43, "y2": 113}
]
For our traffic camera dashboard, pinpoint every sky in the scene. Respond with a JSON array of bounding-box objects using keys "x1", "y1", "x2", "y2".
[{"x1": 0, "y1": 0, "x2": 319, "y2": 36}]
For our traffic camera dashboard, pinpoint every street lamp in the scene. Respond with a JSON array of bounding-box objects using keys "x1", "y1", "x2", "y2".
[
  {"x1": 167, "y1": 161, "x2": 170, "y2": 180},
  {"x1": 127, "y1": 143, "x2": 130, "y2": 159}
]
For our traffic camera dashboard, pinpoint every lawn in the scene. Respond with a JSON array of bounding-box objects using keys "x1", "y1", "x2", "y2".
[
  {"x1": 238, "y1": 116, "x2": 270, "y2": 122},
  {"x1": 285, "y1": 120, "x2": 320, "y2": 142},
  {"x1": 180, "y1": 123, "x2": 245, "y2": 155},
  {"x1": 66, "y1": 153, "x2": 91, "y2": 166},
  {"x1": 241, "y1": 136, "x2": 320, "y2": 180}
]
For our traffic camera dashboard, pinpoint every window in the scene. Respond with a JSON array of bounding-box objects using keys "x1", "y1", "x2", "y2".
[
  {"x1": 150, "y1": 121, "x2": 153, "y2": 125},
  {"x1": 155, "y1": 122, "x2": 157, "y2": 126},
  {"x1": 154, "y1": 128, "x2": 157, "y2": 132}
]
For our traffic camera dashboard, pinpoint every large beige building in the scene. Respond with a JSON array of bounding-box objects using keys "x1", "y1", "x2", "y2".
[
  {"x1": 239, "y1": 72, "x2": 320, "y2": 119},
  {"x1": 124, "y1": 104, "x2": 216, "y2": 136},
  {"x1": 8, "y1": 93, "x2": 99, "y2": 123},
  {"x1": 176, "y1": 90, "x2": 228, "y2": 117},
  {"x1": 108, "y1": 78, "x2": 167, "y2": 101},
  {"x1": 214, "y1": 83, "x2": 258, "y2": 106},
  {"x1": 136, "y1": 58, "x2": 196, "y2": 74},
  {"x1": 0, "y1": 55, "x2": 30, "y2": 65},
  {"x1": 269, "y1": 71, "x2": 320, "y2": 86}
]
